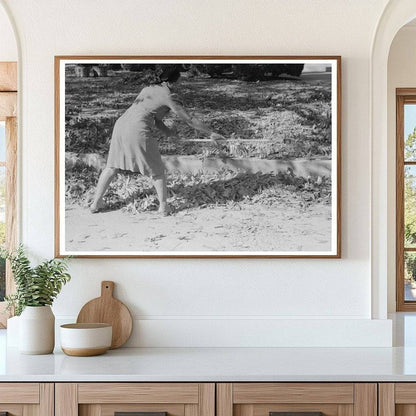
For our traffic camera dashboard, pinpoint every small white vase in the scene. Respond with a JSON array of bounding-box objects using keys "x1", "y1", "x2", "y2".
[{"x1": 19, "y1": 306, "x2": 55, "y2": 354}]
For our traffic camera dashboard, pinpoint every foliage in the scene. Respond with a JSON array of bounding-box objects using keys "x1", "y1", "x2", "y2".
[
  {"x1": 404, "y1": 128, "x2": 416, "y2": 282},
  {"x1": 65, "y1": 116, "x2": 115, "y2": 154},
  {"x1": 0, "y1": 172, "x2": 6, "y2": 301},
  {"x1": 66, "y1": 166, "x2": 331, "y2": 214},
  {"x1": 0, "y1": 246, "x2": 71, "y2": 316},
  {"x1": 0, "y1": 257, "x2": 4, "y2": 301},
  {"x1": 404, "y1": 128, "x2": 416, "y2": 248},
  {"x1": 405, "y1": 126, "x2": 416, "y2": 161},
  {"x1": 0, "y1": 222, "x2": 5, "y2": 246},
  {"x1": 65, "y1": 73, "x2": 332, "y2": 160},
  {"x1": 405, "y1": 171, "x2": 416, "y2": 247},
  {"x1": 405, "y1": 253, "x2": 416, "y2": 282},
  {"x1": 0, "y1": 177, "x2": 4, "y2": 247}
]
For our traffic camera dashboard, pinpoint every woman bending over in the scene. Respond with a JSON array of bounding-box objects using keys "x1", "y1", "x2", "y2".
[{"x1": 90, "y1": 66, "x2": 224, "y2": 215}]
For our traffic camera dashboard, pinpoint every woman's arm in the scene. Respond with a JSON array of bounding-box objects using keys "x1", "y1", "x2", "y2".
[
  {"x1": 168, "y1": 97, "x2": 225, "y2": 142},
  {"x1": 164, "y1": 90, "x2": 226, "y2": 143},
  {"x1": 169, "y1": 100, "x2": 212, "y2": 134}
]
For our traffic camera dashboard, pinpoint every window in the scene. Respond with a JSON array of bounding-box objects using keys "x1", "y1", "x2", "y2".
[
  {"x1": 0, "y1": 62, "x2": 17, "y2": 327},
  {"x1": 396, "y1": 89, "x2": 416, "y2": 310},
  {"x1": 0, "y1": 121, "x2": 5, "y2": 300}
]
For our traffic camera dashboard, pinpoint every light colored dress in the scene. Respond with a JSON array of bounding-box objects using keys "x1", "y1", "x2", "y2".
[{"x1": 106, "y1": 83, "x2": 179, "y2": 177}]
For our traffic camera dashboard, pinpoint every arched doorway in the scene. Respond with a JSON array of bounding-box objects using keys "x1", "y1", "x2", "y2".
[
  {"x1": 371, "y1": 0, "x2": 416, "y2": 319},
  {"x1": 0, "y1": 0, "x2": 19, "y2": 327}
]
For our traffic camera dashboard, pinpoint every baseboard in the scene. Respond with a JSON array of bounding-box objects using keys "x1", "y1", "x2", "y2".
[{"x1": 55, "y1": 317, "x2": 392, "y2": 347}]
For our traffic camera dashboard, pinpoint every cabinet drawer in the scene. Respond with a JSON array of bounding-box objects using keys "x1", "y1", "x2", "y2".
[
  {"x1": 379, "y1": 383, "x2": 416, "y2": 416},
  {"x1": 0, "y1": 383, "x2": 53, "y2": 416},
  {"x1": 78, "y1": 383, "x2": 200, "y2": 404},
  {"x1": 81, "y1": 403, "x2": 185, "y2": 416},
  {"x1": 233, "y1": 384, "x2": 354, "y2": 404},
  {"x1": 0, "y1": 383, "x2": 39, "y2": 404},
  {"x1": 56, "y1": 383, "x2": 215, "y2": 416},
  {"x1": 217, "y1": 383, "x2": 376, "y2": 416}
]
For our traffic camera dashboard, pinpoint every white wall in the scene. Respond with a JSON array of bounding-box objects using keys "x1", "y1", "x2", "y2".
[
  {"x1": 0, "y1": 3, "x2": 17, "y2": 61},
  {"x1": 387, "y1": 25, "x2": 416, "y2": 312},
  {"x1": 0, "y1": 0, "x2": 393, "y2": 346}
]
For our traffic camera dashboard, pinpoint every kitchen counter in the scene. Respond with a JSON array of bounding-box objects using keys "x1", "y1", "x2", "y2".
[{"x1": 1, "y1": 330, "x2": 416, "y2": 382}]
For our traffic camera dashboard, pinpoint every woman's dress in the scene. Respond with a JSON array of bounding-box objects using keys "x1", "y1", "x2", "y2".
[{"x1": 106, "y1": 83, "x2": 178, "y2": 178}]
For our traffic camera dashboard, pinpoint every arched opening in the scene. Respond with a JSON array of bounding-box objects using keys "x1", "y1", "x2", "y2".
[
  {"x1": 371, "y1": 0, "x2": 416, "y2": 320},
  {"x1": 387, "y1": 19, "x2": 416, "y2": 313},
  {"x1": 0, "y1": 0, "x2": 19, "y2": 327}
]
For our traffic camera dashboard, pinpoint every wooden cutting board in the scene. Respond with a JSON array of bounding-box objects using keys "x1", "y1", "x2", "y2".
[{"x1": 76, "y1": 281, "x2": 133, "y2": 349}]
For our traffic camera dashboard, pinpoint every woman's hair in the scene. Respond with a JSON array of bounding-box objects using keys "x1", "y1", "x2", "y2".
[{"x1": 159, "y1": 65, "x2": 181, "y2": 83}]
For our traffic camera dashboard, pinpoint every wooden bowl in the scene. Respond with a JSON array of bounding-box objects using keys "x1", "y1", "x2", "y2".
[{"x1": 60, "y1": 323, "x2": 112, "y2": 356}]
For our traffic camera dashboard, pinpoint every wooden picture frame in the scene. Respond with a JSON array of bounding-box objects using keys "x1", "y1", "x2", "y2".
[{"x1": 55, "y1": 56, "x2": 341, "y2": 258}]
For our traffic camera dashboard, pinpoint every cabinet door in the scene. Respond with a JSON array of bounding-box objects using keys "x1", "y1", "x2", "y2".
[
  {"x1": 0, "y1": 383, "x2": 53, "y2": 416},
  {"x1": 56, "y1": 383, "x2": 215, "y2": 416},
  {"x1": 379, "y1": 383, "x2": 416, "y2": 416},
  {"x1": 217, "y1": 383, "x2": 377, "y2": 416}
]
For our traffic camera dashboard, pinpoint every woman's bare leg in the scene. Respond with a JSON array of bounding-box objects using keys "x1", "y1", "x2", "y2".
[
  {"x1": 153, "y1": 173, "x2": 169, "y2": 215},
  {"x1": 90, "y1": 167, "x2": 118, "y2": 213}
]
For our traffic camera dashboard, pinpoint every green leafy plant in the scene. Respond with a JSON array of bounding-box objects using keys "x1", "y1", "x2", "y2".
[
  {"x1": 0, "y1": 245, "x2": 71, "y2": 316},
  {"x1": 0, "y1": 222, "x2": 5, "y2": 246}
]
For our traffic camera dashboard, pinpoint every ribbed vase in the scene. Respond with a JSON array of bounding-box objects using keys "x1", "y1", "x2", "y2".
[{"x1": 19, "y1": 306, "x2": 55, "y2": 354}]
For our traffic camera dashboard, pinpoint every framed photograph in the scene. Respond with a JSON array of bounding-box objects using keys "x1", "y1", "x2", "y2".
[{"x1": 55, "y1": 56, "x2": 341, "y2": 258}]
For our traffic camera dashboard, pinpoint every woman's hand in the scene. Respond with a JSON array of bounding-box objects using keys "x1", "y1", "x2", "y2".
[
  {"x1": 209, "y1": 132, "x2": 225, "y2": 143},
  {"x1": 155, "y1": 117, "x2": 178, "y2": 139}
]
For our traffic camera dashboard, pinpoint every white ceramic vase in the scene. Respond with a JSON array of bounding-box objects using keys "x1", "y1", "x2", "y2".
[{"x1": 19, "y1": 306, "x2": 55, "y2": 354}]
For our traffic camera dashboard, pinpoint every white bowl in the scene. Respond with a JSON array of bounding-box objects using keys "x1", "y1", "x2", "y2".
[{"x1": 60, "y1": 323, "x2": 112, "y2": 356}]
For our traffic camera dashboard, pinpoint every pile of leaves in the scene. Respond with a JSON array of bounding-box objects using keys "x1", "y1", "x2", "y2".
[
  {"x1": 65, "y1": 116, "x2": 116, "y2": 154},
  {"x1": 66, "y1": 166, "x2": 331, "y2": 214},
  {"x1": 65, "y1": 72, "x2": 332, "y2": 160}
]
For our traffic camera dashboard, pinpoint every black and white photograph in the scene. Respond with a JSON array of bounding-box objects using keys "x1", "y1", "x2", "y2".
[{"x1": 55, "y1": 57, "x2": 341, "y2": 257}]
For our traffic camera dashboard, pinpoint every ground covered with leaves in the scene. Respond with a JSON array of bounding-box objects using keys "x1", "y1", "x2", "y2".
[
  {"x1": 66, "y1": 166, "x2": 331, "y2": 214},
  {"x1": 65, "y1": 69, "x2": 331, "y2": 159},
  {"x1": 65, "y1": 69, "x2": 332, "y2": 213}
]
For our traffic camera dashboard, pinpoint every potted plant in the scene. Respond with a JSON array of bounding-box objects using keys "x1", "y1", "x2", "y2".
[{"x1": 1, "y1": 245, "x2": 71, "y2": 354}]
